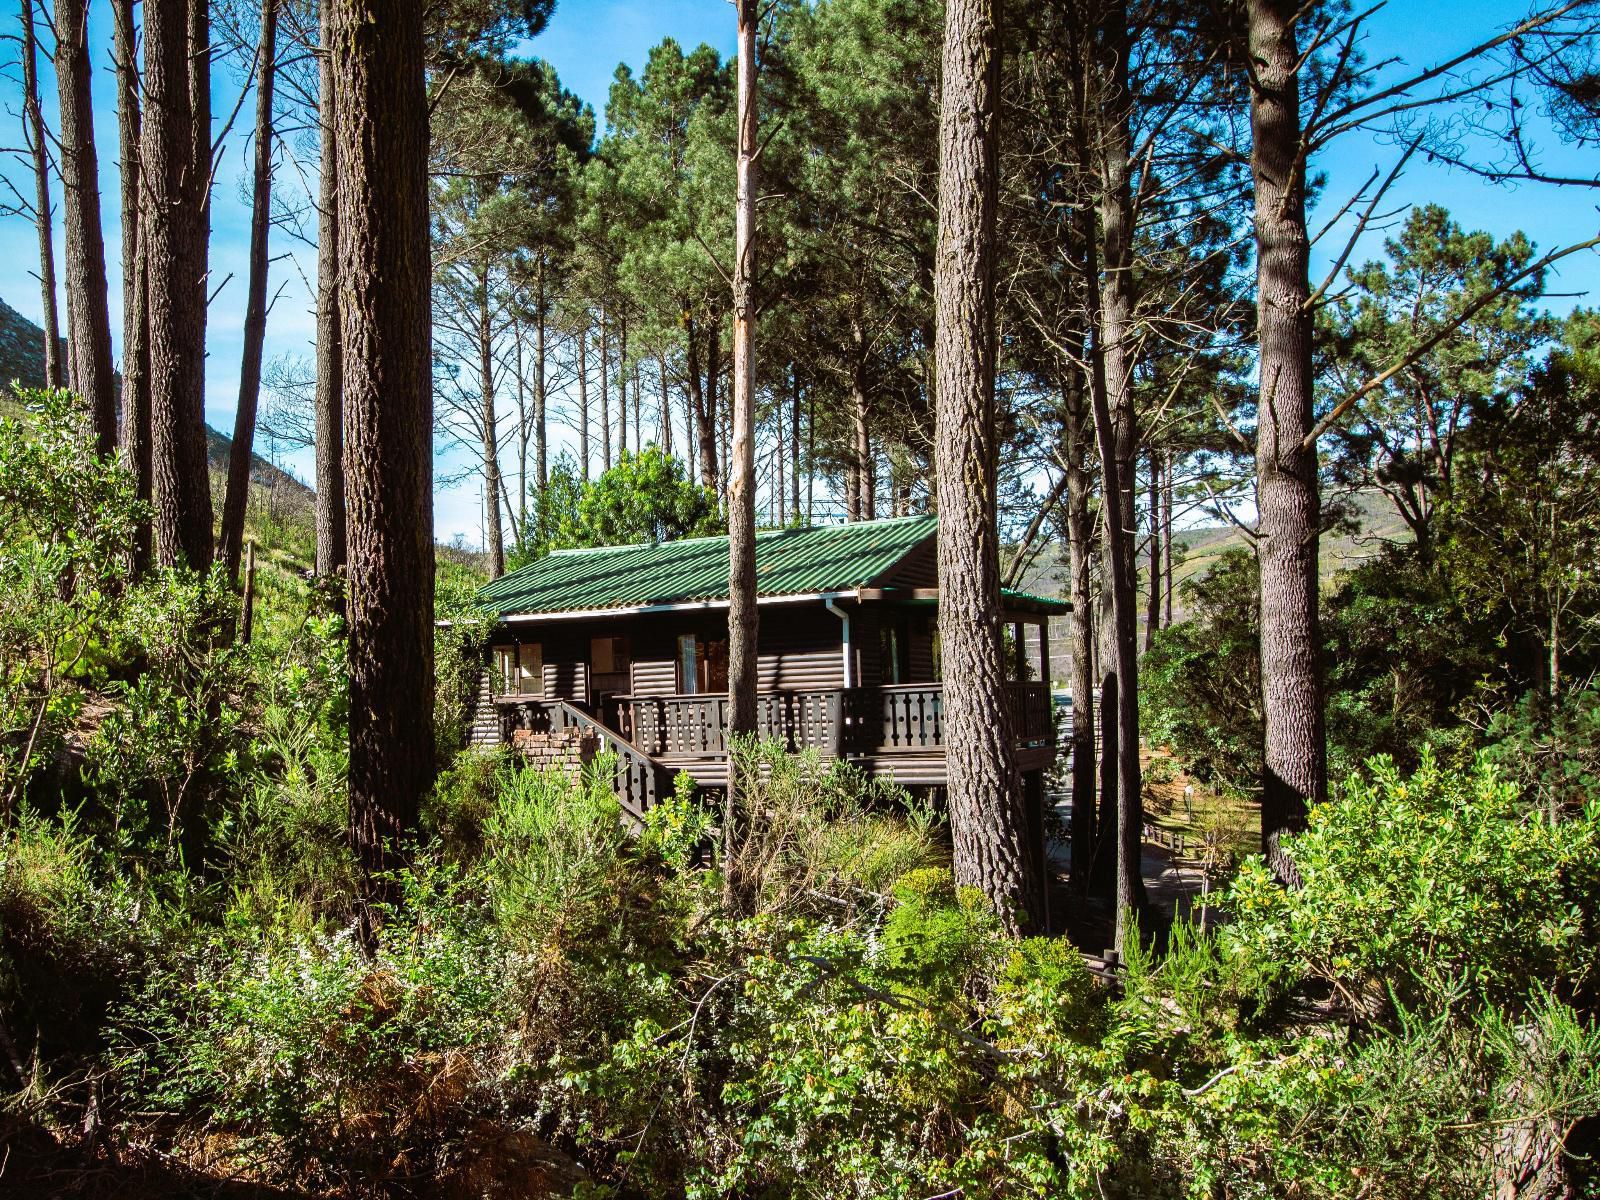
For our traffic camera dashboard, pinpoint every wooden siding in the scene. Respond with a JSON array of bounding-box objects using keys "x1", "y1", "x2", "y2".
[
  {"x1": 465, "y1": 669, "x2": 501, "y2": 748},
  {"x1": 490, "y1": 600, "x2": 939, "y2": 710},
  {"x1": 876, "y1": 535, "x2": 938, "y2": 588}
]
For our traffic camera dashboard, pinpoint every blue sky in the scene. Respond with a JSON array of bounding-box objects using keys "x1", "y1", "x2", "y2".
[{"x1": 0, "y1": 0, "x2": 1594, "y2": 543}]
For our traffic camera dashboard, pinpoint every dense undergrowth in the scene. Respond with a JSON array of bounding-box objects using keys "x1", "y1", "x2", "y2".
[{"x1": 3, "y1": 391, "x2": 1600, "y2": 1198}]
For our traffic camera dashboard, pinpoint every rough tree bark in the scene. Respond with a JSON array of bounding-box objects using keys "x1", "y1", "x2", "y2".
[
  {"x1": 847, "y1": 317, "x2": 874, "y2": 521},
  {"x1": 616, "y1": 309, "x2": 627, "y2": 463},
  {"x1": 1163, "y1": 455, "x2": 1174, "y2": 625},
  {"x1": 534, "y1": 260, "x2": 548, "y2": 490},
  {"x1": 1090, "y1": 0, "x2": 1147, "y2": 937},
  {"x1": 790, "y1": 367, "x2": 802, "y2": 522},
  {"x1": 577, "y1": 315, "x2": 590, "y2": 480},
  {"x1": 700, "y1": 314, "x2": 721, "y2": 495},
  {"x1": 113, "y1": 0, "x2": 151, "y2": 571},
  {"x1": 54, "y1": 0, "x2": 117, "y2": 453},
  {"x1": 221, "y1": 0, "x2": 280, "y2": 580},
  {"x1": 20, "y1": 0, "x2": 61, "y2": 392},
  {"x1": 933, "y1": 0, "x2": 1042, "y2": 935},
  {"x1": 314, "y1": 0, "x2": 346, "y2": 580},
  {"x1": 145, "y1": 0, "x2": 215, "y2": 568},
  {"x1": 478, "y1": 268, "x2": 505, "y2": 575},
  {"x1": 599, "y1": 308, "x2": 611, "y2": 473},
  {"x1": 1144, "y1": 449, "x2": 1162, "y2": 652},
  {"x1": 658, "y1": 354, "x2": 672, "y2": 455},
  {"x1": 726, "y1": 0, "x2": 761, "y2": 876},
  {"x1": 1063, "y1": 374, "x2": 1099, "y2": 896},
  {"x1": 477, "y1": 266, "x2": 504, "y2": 577},
  {"x1": 330, "y1": 0, "x2": 436, "y2": 947},
  {"x1": 1247, "y1": 0, "x2": 1326, "y2": 881}
]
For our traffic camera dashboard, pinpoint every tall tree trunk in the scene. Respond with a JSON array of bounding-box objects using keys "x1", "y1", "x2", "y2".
[
  {"x1": 55, "y1": 0, "x2": 117, "y2": 453},
  {"x1": 599, "y1": 308, "x2": 611, "y2": 473},
  {"x1": 314, "y1": 0, "x2": 346, "y2": 580},
  {"x1": 534, "y1": 265, "x2": 548, "y2": 491},
  {"x1": 775, "y1": 421, "x2": 785, "y2": 526},
  {"x1": 851, "y1": 377, "x2": 874, "y2": 521},
  {"x1": 617, "y1": 309, "x2": 628, "y2": 463},
  {"x1": 658, "y1": 353, "x2": 672, "y2": 455},
  {"x1": 933, "y1": 0, "x2": 1041, "y2": 935},
  {"x1": 726, "y1": 0, "x2": 761, "y2": 890},
  {"x1": 1248, "y1": 0, "x2": 1325, "y2": 881},
  {"x1": 1163, "y1": 455, "x2": 1174, "y2": 625},
  {"x1": 699, "y1": 314, "x2": 720, "y2": 495},
  {"x1": 478, "y1": 267, "x2": 504, "y2": 577},
  {"x1": 20, "y1": 0, "x2": 62, "y2": 392},
  {"x1": 683, "y1": 382, "x2": 696, "y2": 481},
  {"x1": 221, "y1": 0, "x2": 280, "y2": 580},
  {"x1": 1091, "y1": 0, "x2": 1146, "y2": 940},
  {"x1": 514, "y1": 321, "x2": 528, "y2": 543},
  {"x1": 1063, "y1": 375, "x2": 1098, "y2": 897},
  {"x1": 806, "y1": 384, "x2": 815, "y2": 523},
  {"x1": 330, "y1": 0, "x2": 435, "y2": 947},
  {"x1": 633, "y1": 363, "x2": 642, "y2": 456},
  {"x1": 790, "y1": 367, "x2": 802, "y2": 522},
  {"x1": 848, "y1": 317, "x2": 873, "y2": 521},
  {"x1": 145, "y1": 0, "x2": 215, "y2": 569},
  {"x1": 113, "y1": 0, "x2": 151, "y2": 571},
  {"x1": 577, "y1": 317, "x2": 590, "y2": 480},
  {"x1": 1144, "y1": 449, "x2": 1162, "y2": 652}
]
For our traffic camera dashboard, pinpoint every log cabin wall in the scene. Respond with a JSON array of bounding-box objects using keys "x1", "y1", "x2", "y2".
[{"x1": 490, "y1": 597, "x2": 940, "y2": 713}]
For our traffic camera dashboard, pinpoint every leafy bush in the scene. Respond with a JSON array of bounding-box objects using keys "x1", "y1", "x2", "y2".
[
  {"x1": 481, "y1": 755, "x2": 630, "y2": 947},
  {"x1": 722, "y1": 738, "x2": 947, "y2": 912},
  {"x1": 85, "y1": 566, "x2": 247, "y2": 860},
  {"x1": 1226, "y1": 749, "x2": 1600, "y2": 1012},
  {"x1": 0, "y1": 388, "x2": 148, "y2": 817},
  {"x1": 120, "y1": 862, "x2": 511, "y2": 1188},
  {"x1": 0, "y1": 810, "x2": 151, "y2": 1064}
]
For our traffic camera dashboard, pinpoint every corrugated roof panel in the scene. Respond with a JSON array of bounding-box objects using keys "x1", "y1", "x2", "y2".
[{"x1": 479, "y1": 514, "x2": 939, "y2": 615}]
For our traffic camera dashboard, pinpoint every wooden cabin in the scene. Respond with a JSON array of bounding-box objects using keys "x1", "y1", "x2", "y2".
[{"x1": 469, "y1": 514, "x2": 1068, "y2": 825}]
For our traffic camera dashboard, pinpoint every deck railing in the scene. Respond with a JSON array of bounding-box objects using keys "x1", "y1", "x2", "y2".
[
  {"x1": 624, "y1": 682, "x2": 1052, "y2": 759},
  {"x1": 497, "y1": 697, "x2": 665, "y2": 823}
]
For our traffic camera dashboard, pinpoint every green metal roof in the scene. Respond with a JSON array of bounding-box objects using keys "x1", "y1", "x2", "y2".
[{"x1": 479, "y1": 514, "x2": 940, "y2": 616}]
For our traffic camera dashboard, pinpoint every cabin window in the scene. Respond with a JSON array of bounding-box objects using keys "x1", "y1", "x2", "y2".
[
  {"x1": 492, "y1": 642, "x2": 543, "y2": 695},
  {"x1": 677, "y1": 633, "x2": 728, "y2": 693},
  {"x1": 678, "y1": 634, "x2": 698, "y2": 694},
  {"x1": 492, "y1": 644, "x2": 516, "y2": 694},
  {"x1": 590, "y1": 635, "x2": 630, "y2": 674},
  {"x1": 879, "y1": 616, "x2": 913, "y2": 685},
  {"x1": 519, "y1": 643, "x2": 544, "y2": 693},
  {"x1": 702, "y1": 639, "x2": 728, "y2": 692}
]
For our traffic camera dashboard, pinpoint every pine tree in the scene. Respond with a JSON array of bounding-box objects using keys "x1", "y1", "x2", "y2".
[
  {"x1": 933, "y1": 0, "x2": 1043, "y2": 935},
  {"x1": 54, "y1": 0, "x2": 117, "y2": 453},
  {"x1": 329, "y1": 0, "x2": 436, "y2": 945}
]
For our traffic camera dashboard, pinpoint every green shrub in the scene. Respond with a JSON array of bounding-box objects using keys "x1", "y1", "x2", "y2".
[
  {"x1": 881, "y1": 870, "x2": 1002, "y2": 1003},
  {"x1": 723, "y1": 738, "x2": 947, "y2": 912},
  {"x1": 481, "y1": 756, "x2": 630, "y2": 947},
  {"x1": 0, "y1": 811, "x2": 150, "y2": 1063},
  {"x1": 1226, "y1": 749, "x2": 1600, "y2": 1011},
  {"x1": 117, "y1": 862, "x2": 511, "y2": 1189}
]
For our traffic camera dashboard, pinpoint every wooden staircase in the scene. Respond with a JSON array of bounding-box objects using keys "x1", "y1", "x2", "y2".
[{"x1": 498, "y1": 698, "x2": 671, "y2": 830}]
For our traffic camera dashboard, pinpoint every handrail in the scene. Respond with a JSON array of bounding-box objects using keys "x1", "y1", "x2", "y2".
[
  {"x1": 499, "y1": 698, "x2": 664, "y2": 829},
  {"x1": 622, "y1": 683, "x2": 1052, "y2": 757}
]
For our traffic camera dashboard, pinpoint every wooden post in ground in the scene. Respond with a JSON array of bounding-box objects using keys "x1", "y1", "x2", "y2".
[{"x1": 240, "y1": 540, "x2": 256, "y2": 644}]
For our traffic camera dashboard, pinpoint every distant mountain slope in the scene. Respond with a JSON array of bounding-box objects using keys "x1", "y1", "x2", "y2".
[
  {"x1": 0, "y1": 295, "x2": 312, "y2": 505},
  {"x1": 1017, "y1": 488, "x2": 1414, "y2": 619},
  {"x1": 205, "y1": 426, "x2": 315, "y2": 503},
  {"x1": 0, "y1": 295, "x2": 59, "y2": 396}
]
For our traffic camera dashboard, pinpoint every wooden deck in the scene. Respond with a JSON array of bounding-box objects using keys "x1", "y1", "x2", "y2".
[{"x1": 496, "y1": 682, "x2": 1056, "y2": 797}]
